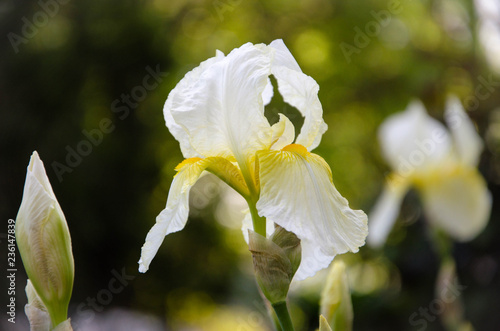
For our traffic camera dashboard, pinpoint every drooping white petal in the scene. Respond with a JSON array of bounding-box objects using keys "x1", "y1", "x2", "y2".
[
  {"x1": 270, "y1": 114, "x2": 296, "y2": 150},
  {"x1": 256, "y1": 147, "x2": 368, "y2": 280},
  {"x1": 139, "y1": 159, "x2": 204, "y2": 273},
  {"x1": 164, "y1": 51, "x2": 225, "y2": 158},
  {"x1": 367, "y1": 175, "x2": 411, "y2": 248},
  {"x1": 444, "y1": 95, "x2": 484, "y2": 166},
  {"x1": 418, "y1": 165, "x2": 492, "y2": 242},
  {"x1": 378, "y1": 100, "x2": 452, "y2": 175},
  {"x1": 169, "y1": 43, "x2": 273, "y2": 164},
  {"x1": 139, "y1": 157, "x2": 248, "y2": 272},
  {"x1": 297, "y1": 236, "x2": 340, "y2": 281},
  {"x1": 269, "y1": 39, "x2": 328, "y2": 151}
]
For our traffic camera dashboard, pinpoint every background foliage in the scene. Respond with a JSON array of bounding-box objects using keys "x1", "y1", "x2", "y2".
[{"x1": 1, "y1": 0, "x2": 499, "y2": 330}]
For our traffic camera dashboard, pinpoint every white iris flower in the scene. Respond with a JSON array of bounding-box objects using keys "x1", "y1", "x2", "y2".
[
  {"x1": 368, "y1": 97, "x2": 492, "y2": 247},
  {"x1": 139, "y1": 40, "x2": 368, "y2": 280}
]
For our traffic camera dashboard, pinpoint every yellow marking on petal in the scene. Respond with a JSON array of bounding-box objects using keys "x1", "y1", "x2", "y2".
[
  {"x1": 386, "y1": 172, "x2": 413, "y2": 193},
  {"x1": 282, "y1": 144, "x2": 309, "y2": 156},
  {"x1": 174, "y1": 157, "x2": 250, "y2": 198},
  {"x1": 412, "y1": 162, "x2": 465, "y2": 190},
  {"x1": 204, "y1": 157, "x2": 250, "y2": 198},
  {"x1": 256, "y1": 148, "x2": 369, "y2": 279},
  {"x1": 175, "y1": 157, "x2": 203, "y2": 172}
]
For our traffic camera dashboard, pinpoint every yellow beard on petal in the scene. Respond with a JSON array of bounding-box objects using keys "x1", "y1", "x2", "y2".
[
  {"x1": 282, "y1": 144, "x2": 309, "y2": 156},
  {"x1": 412, "y1": 161, "x2": 462, "y2": 190},
  {"x1": 174, "y1": 157, "x2": 203, "y2": 171}
]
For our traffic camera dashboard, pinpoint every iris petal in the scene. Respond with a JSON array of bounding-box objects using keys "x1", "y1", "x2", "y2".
[
  {"x1": 418, "y1": 165, "x2": 492, "y2": 241},
  {"x1": 444, "y1": 95, "x2": 484, "y2": 166},
  {"x1": 378, "y1": 100, "x2": 452, "y2": 174},
  {"x1": 164, "y1": 51, "x2": 225, "y2": 158},
  {"x1": 139, "y1": 157, "x2": 248, "y2": 272},
  {"x1": 270, "y1": 40, "x2": 328, "y2": 151},
  {"x1": 367, "y1": 175, "x2": 411, "y2": 247},
  {"x1": 270, "y1": 114, "x2": 296, "y2": 150},
  {"x1": 169, "y1": 43, "x2": 273, "y2": 164},
  {"x1": 256, "y1": 148, "x2": 368, "y2": 280}
]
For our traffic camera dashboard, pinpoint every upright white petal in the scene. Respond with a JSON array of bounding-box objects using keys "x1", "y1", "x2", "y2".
[
  {"x1": 262, "y1": 78, "x2": 274, "y2": 106},
  {"x1": 444, "y1": 96, "x2": 484, "y2": 166},
  {"x1": 257, "y1": 147, "x2": 368, "y2": 280},
  {"x1": 367, "y1": 175, "x2": 411, "y2": 248},
  {"x1": 269, "y1": 39, "x2": 302, "y2": 72},
  {"x1": 164, "y1": 51, "x2": 225, "y2": 158},
  {"x1": 418, "y1": 165, "x2": 492, "y2": 241},
  {"x1": 270, "y1": 114, "x2": 296, "y2": 150},
  {"x1": 269, "y1": 39, "x2": 328, "y2": 151},
  {"x1": 379, "y1": 100, "x2": 452, "y2": 174},
  {"x1": 169, "y1": 43, "x2": 273, "y2": 164}
]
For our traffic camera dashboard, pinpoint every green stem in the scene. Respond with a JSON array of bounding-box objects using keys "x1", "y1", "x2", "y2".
[
  {"x1": 430, "y1": 227, "x2": 468, "y2": 331},
  {"x1": 237, "y1": 158, "x2": 267, "y2": 238},
  {"x1": 248, "y1": 199, "x2": 266, "y2": 237},
  {"x1": 272, "y1": 301, "x2": 295, "y2": 331},
  {"x1": 430, "y1": 227, "x2": 452, "y2": 262}
]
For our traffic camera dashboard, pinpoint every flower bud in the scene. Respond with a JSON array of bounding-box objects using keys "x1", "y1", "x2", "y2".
[
  {"x1": 319, "y1": 315, "x2": 333, "y2": 331},
  {"x1": 248, "y1": 226, "x2": 301, "y2": 304},
  {"x1": 320, "y1": 260, "x2": 353, "y2": 331},
  {"x1": 270, "y1": 225, "x2": 301, "y2": 276},
  {"x1": 16, "y1": 151, "x2": 74, "y2": 327}
]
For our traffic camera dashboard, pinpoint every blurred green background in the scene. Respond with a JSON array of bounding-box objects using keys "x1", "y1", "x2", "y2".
[{"x1": 1, "y1": 0, "x2": 499, "y2": 330}]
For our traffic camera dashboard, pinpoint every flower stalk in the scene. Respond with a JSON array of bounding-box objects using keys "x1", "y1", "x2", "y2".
[
  {"x1": 272, "y1": 301, "x2": 295, "y2": 331},
  {"x1": 247, "y1": 198, "x2": 267, "y2": 238},
  {"x1": 430, "y1": 228, "x2": 471, "y2": 331}
]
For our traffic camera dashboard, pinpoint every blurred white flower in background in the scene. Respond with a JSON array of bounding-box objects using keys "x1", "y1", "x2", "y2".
[
  {"x1": 368, "y1": 96, "x2": 492, "y2": 247},
  {"x1": 474, "y1": 0, "x2": 500, "y2": 73}
]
